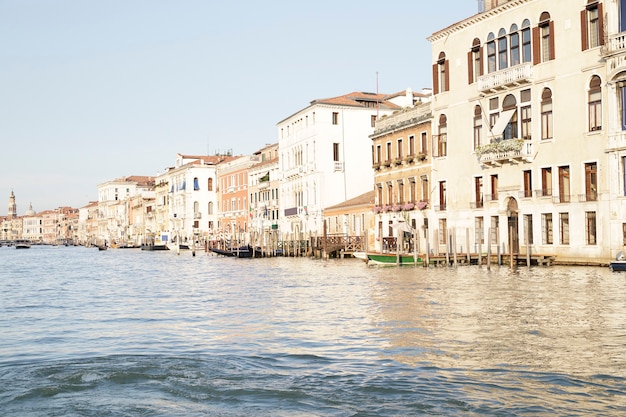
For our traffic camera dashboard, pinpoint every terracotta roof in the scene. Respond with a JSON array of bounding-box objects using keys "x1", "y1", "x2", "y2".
[
  {"x1": 324, "y1": 190, "x2": 375, "y2": 211},
  {"x1": 178, "y1": 154, "x2": 238, "y2": 165},
  {"x1": 311, "y1": 91, "x2": 402, "y2": 110}
]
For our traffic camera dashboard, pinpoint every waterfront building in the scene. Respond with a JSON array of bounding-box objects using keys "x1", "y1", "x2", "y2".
[
  {"x1": 370, "y1": 98, "x2": 434, "y2": 254},
  {"x1": 155, "y1": 154, "x2": 234, "y2": 246},
  {"x1": 322, "y1": 190, "x2": 376, "y2": 256},
  {"x1": 22, "y1": 204, "x2": 43, "y2": 243},
  {"x1": 277, "y1": 90, "x2": 416, "y2": 240},
  {"x1": 426, "y1": 0, "x2": 617, "y2": 262},
  {"x1": 96, "y1": 176, "x2": 155, "y2": 245},
  {"x1": 216, "y1": 154, "x2": 259, "y2": 245},
  {"x1": 248, "y1": 143, "x2": 280, "y2": 248},
  {"x1": 77, "y1": 201, "x2": 99, "y2": 246}
]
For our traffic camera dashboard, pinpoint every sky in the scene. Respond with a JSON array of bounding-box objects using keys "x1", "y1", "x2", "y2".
[{"x1": 0, "y1": 0, "x2": 479, "y2": 214}]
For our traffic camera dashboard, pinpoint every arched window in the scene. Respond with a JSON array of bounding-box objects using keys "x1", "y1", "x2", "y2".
[
  {"x1": 487, "y1": 32, "x2": 497, "y2": 73},
  {"x1": 510, "y1": 24, "x2": 520, "y2": 66},
  {"x1": 521, "y1": 19, "x2": 532, "y2": 63},
  {"x1": 535, "y1": 12, "x2": 555, "y2": 63},
  {"x1": 208, "y1": 201, "x2": 213, "y2": 215},
  {"x1": 193, "y1": 201, "x2": 199, "y2": 213},
  {"x1": 433, "y1": 52, "x2": 449, "y2": 93},
  {"x1": 541, "y1": 88, "x2": 553, "y2": 139},
  {"x1": 498, "y1": 28, "x2": 508, "y2": 70},
  {"x1": 582, "y1": 1, "x2": 605, "y2": 50},
  {"x1": 588, "y1": 75, "x2": 602, "y2": 131},
  {"x1": 468, "y1": 38, "x2": 482, "y2": 84},
  {"x1": 193, "y1": 177, "x2": 199, "y2": 191},
  {"x1": 436, "y1": 114, "x2": 448, "y2": 157},
  {"x1": 502, "y1": 94, "x2": 518, "y2": 139},
  {"x1": 474, "y1": 105, "x2": 483, "y2": 149},
  {"x1": 208, "y1": 177, "x2": 213, "y2": 191}
]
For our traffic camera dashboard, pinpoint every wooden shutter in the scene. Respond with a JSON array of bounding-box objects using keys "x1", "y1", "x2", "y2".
[
  {"x1": 432, "y1": 63, "x2": 439, "y2": 95},
  {"x1": 598, "y1": 3, "x2": 605, "y2": 46},
  {"x1": 444, "y1": 59, "x2": 450, "y2": 92},
  {"x1": 468, "y1": 50, "x2": 474, "y2": 85},
  {"x1": 532, "y1": 26, "x2": 540, "y2": 64},
  {"x1": 581, "y1": 9, "x2": 589, "y2": 51},
  {"x1": 549, "y1": 21, "x2": 555, "y2": 60}
]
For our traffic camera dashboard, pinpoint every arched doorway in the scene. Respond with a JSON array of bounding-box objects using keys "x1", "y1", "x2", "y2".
[{"x1": 506, "y1": 197, "x2": 519, "y2": 253}]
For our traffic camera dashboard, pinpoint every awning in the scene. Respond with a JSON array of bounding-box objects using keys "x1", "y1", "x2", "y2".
[
  {"x1": 489, "y1": 108, "x2": 516, "y2": 138},
  {"x1": 391, "y1": 221, "x2": 412, "y2": 233}
]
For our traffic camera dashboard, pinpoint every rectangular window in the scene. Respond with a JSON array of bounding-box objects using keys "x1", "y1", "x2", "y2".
[
  {"x1": 421, "y1": 177, "x2": 429, "y2": 203},
  {"x1": 560, "y1": 212, "x2": 570, "y2": 245},
  {"x1": 490, "y1": 174, "x2": 498, "y2": 201},
  {"x1": 420, "y1": 132, "x2": 428, "y2": 154},
  {"x1": 397, "y1": 181, "x2": 404, "y2": 204},
  {"x1": 491, "y1": 216, "x2": 499, "y2": 244},
  {"x1": 332, "y1": 112, "x2": 339, "y2": 125},
  {"x1": 542, "y1": 213, "x2": 553, "y2": 244},
  {"x1": 623, "y1": 223, "x2": 626, "y2": 246},
  {"x1": 540, "y1": 23, "x2": 551, "y2": 63},
  {"x1": 541, "y1": 167, "x2": 552, "y2": 196},
  {"x1": 439, "y1": 218, "x2": 447, "y2": 245},
  {"x1": 521, "y1": 105, "x2": 532, "y2": 139},
  {"x1": 524, "y1": 214, "x2": 534, "y2": 244},
  {"x1": 522, "y1": 170, "x2": 532, "y2": 198},
  {"x1": 558, "y1": 166, "x2": 570, "y2": 203},
  {"x1": 371, "y1": 115, "x2": 377, "y2": 128},
  {"x1": 397, "y1": 138, "x2": 403, "y2": 159},
  {"x1": 409, "y1": 135, "x2": 415, "y2": 156},
  {"x1": 386, "y1": 142, "x2": 392, "y2": 164},
  {"x1": 333, "y1": 143, "x2": 340, "y2": 162},
  {"x1": 585, "y1": 162, "x2": 598, "y2": 201},
  {"x1": 376, "y1": 145, "x2": 382, "y2": 164},
  {"x1": 586, "y1": 211, "x2": 597, "y2": 245},
  {"x1": 474, "y1": 113, "x2": 483, "y2": 149},
  {"x1": 475, "y1": 216, "x2": 485, "y2": 244},
  {"x1": 439, "y1": 181, "x2": 447, "y2": 211},
  {"x1": 474, "y1": 177, "x2": 483, "y2": 208},
  {"x1": 409, "y1": 179, "x2": 416, "y2": 203}
]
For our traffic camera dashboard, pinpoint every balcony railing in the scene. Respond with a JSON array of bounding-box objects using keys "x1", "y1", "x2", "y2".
[
  {"x1": 477, "y1": 139, "x2": 534, "y2": 167},
  {"x1": 605, "y1": 32, "x2": 626, "y2": 56},
  {"x1": 477, "y1": 63, "x2": 533, "y2": 92}
]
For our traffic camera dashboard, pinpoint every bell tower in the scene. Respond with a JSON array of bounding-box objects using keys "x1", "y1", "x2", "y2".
[{"x1": 7, "y1": 190, "x2": 17, "y2": 219}]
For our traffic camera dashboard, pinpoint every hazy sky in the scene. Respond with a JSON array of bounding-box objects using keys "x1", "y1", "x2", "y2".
[{"x1": 0, "y1": 0, "x2": 478, "y2": 214}]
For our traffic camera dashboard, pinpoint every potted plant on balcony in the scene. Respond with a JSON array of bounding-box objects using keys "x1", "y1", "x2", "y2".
[
  {"x1": 404, "y1": 154, "x2": 415, "y2": 163},
  {"x1": 475, "y1": 139, "x2": 524, "y2": 158},
  {"x1": 417, "y1": 201, "x2": 428, "y2": 210},
  {"x1": 403, "y1": 202, "x2": 415, "y2": 211},
  {"x1": 392, "y1": 204, "x2": 402, "y2": 212},
  {"x1": 372, "y1": 162, "x2": 381, "y2": 170},
  {"x1": 393, "y1": 158, "x2": 403, "y2": 166},
  {"x1": 383, "y1": 205, "x2": 392, "y2": 212},
  {"x1": 372, "y1": 206, "x2": 382, "y2": 214},
  {"x1": 416, "y1": 153, "x2": 426, "y2": 161}
]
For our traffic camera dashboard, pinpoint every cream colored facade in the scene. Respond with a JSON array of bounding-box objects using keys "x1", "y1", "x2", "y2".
[
  {"x1": 370, "y1": 101, "x2": 433, "y2": 254},
  {"x1": 426, "y1": 0, "x2": 620, "y2": 263},
  {"x1": 248, "y1": 143, "x2": 280, "y2": 246}
]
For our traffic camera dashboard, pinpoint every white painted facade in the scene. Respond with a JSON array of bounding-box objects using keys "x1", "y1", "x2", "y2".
[
  {"x1": 277, "y1": 91, "x2": 416, "y2": 238},
  {"x1": 427, "y1": 0, "x2": 620, "y2": 262}
]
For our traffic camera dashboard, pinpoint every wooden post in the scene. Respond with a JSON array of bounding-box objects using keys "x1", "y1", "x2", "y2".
[
  {"x1": 466, "y1": 228, "x2": 471, "y2": 264},
  {"x1": 425, "y1": 227, "x2": 430, "y2": 268},
  {"x1": 452, "y1": 229, "x2": 458, "y2": 268},
  {"x1": 323, "y1": 220, "x2": 327, "y2": 259},
  {"x1": 509, "y1": 218, "x2": 514, "y2": 269},
  {"x1": 526, "y1": 223, "x2": 531, "y2": 268},
  {"x1": 487, "y1": 227, "x2": 492, "y2": 271}
]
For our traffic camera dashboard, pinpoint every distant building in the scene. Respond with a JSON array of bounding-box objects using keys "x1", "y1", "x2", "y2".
[{"x1": 277, "y1": 90, "x2": 419, "y2": 239}]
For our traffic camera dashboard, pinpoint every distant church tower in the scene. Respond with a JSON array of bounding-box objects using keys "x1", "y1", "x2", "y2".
[{"x1": 7, "y1": 190, "x2": 17, "y2": 219}]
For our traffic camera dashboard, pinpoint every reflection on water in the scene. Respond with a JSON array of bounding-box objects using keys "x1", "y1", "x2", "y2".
[{"x1": 0, "y1": 246, "x2": 625, "y2": 415}]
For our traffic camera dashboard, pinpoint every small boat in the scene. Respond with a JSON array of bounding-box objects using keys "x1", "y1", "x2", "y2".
[
  {"x1": 609, "y1": 252, "x2": 626, "y2": 271},
  {"x1": 96, "y1": 244, "x2": 108, "y2": 251},
  {"x1": 14, "y1": 239, "x2": 31, "y2": 249},
  {"x1": 141, "y1": 243, "x2": 169, "y2": 251},
  {"x1": 209, "y1": 245, "x2": 260, "y2": 258},
  {"x1": 366, "y1": 252, "x2": 423, "y2": 266}
]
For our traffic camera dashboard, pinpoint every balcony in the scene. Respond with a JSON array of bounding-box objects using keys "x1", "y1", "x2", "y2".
[
  {"x1": 477, "y1": 63, "x2": 533, "y2": 93},
  {"x1": 334, "y1": 161, "x2": 344, "y2": 172},
  {"x1": 605, "y1": 32, "x2": 626, "y2": 56},
  {"x1": 284, "y1": 165, "x2": 303, "y2": 179},
  {"x1": 477, "y1": 139, "x2": 534, "y2": 167}
]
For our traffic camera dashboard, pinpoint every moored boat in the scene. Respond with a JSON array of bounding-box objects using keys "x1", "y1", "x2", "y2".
[
  {"x1": 14, "y1": 239, "x2": 31, "y2": 249},
  {"x1": 366, "y1": 252, "x2": 422, "y2": 266},
  {"x1": 609, "y1": 252, "x2": 626, "y2": 271}
]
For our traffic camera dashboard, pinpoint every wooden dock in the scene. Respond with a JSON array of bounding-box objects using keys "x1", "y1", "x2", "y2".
[{"x1": 423, "y1": 253, "x2": 555, "y2": 267}]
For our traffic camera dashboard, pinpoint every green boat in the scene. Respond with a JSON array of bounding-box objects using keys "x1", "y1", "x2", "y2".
[{"x1": 366, "y1": 252, "x2": 422, "y2": 266}]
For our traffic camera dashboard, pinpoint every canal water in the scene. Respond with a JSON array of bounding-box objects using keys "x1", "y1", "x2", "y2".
[{"x1": 1, "y1": 245, "x2": 625, "y2": 416}]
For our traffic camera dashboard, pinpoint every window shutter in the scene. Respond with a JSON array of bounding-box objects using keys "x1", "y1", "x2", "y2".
[
  {"x1": 468, "y1": 50, "x2": 473, "y2": 85},
  {"x1": 598, "y1": 3, "x2": 605, "y2": 46},
  {"x1": 479, "y1": 46, "x2": 484, "y2": 76},
  {"x1": 444, "y1": 59, "x2": 450, "y2": 92},
  {"x1": 432, "y1": 63, "x2": 439, "y2": 95},
  {"x1": 549, "y1": 21, "x2": 555, "y2": 60},
  {"x1": 581, "y1": 9, "x2": 589, "y2": 51},
  {"x1": 532, "y1": 26, "x2": 540, "y2": 64}
]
